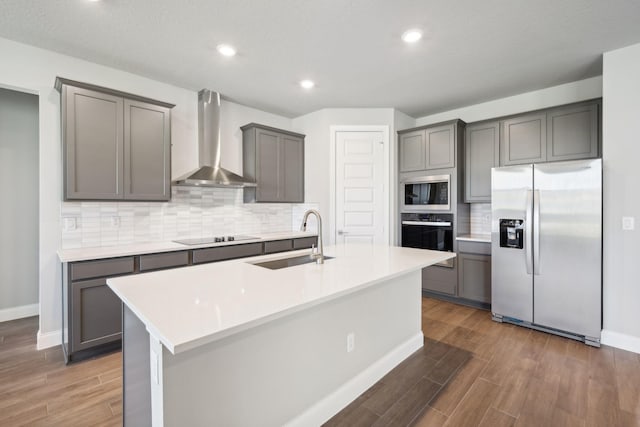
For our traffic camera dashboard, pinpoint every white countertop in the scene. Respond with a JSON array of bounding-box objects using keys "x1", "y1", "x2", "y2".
[
  {"x1": 456, "y1": 234, "x2": 491, "y2": 243},
  {"x1": 57, "y1": 231, "x2": 317, "y2": 262},
  {"x1": 107, "y1": 244, "x2": 455, "y2": 355}
]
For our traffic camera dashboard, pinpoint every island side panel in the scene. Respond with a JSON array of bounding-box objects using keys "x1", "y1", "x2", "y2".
[
  {"x1": 123, "y1": 304, "x2": 152, "y2": 427},
  {"x1": 160, "y1": 270, "x2": 422, "y2": 427}
]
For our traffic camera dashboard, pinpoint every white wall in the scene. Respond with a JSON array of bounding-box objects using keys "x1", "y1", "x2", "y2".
[
  {"x1": 415, "y1": 76, "x2": 603, "y2": 126},
  {"x1": 0, "y1": 37, "x2": 294, "y2": 348},
  {"x1": 601, "y1": 42, "x2": 640, "y2": 353},
  {"x1": 0, "y1": 88, "x2": 39, "y2": 319}
]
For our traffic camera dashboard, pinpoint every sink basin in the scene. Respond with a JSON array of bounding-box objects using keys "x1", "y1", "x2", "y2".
[{"x1": 251, "y1": 255, "x2": 334, "y2": 270}]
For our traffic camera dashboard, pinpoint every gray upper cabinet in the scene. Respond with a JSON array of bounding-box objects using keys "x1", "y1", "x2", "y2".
[
  {"x1": 242, "y1": 123, "x2": 305, "y2": 203},
  {"x1": 546, "y1": 101, "x2": 599, "y2": 162},
  {"x1": 63, "y1": 85, "x2": 125, "y2": 200},
  {"x1": 56, "y1": 78, "x2": 174, "y2": 201},
  {"x1": 425, "y1": 124, "x2": 455, "y2": 170},
  {"x1": 399, "y1": 130, "x2": 426, "y2": 172},
  {"x1": 399, "y1": 121, "x2": 458, "y2": 173},
  {"x1": 501, "y1": 112, "x2": 547, "y2": 166},
  {"x1": 498, "y1": 100, "x2": 600, "y2": 167},
  {"x1": 465, "y1": 121, "x2": 499, "y2": 202},
  {"x1": 124, "y1": 100, "x2": 171, "y2": 200}
]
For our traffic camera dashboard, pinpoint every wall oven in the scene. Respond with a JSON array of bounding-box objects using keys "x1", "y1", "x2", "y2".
[
  {"x1": 401, "y1": 175, "x2": 450, "y2": 211},
  {"x1": 401, "y1": 212, "x2": 454, "y2": 268}
]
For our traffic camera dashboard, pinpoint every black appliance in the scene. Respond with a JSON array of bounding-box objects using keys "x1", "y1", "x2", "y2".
[
  {"x1": 499, "y1": 219, "x2": 524, "y2": 249},
  {"x1": 401, "y1": 212, "x2": 454, "y2": 267}
]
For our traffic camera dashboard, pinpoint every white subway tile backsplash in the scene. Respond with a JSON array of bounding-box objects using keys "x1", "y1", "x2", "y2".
[
  {"x1": 60, "y1": 188, "x2": 319, "y2": 249},
  {"x1": 470, "y1": 203, "x2": 492, "y2": 236}
]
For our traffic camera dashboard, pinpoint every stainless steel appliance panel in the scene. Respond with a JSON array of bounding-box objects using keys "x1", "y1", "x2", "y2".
[
  {"x1": 532, "y1": 159, "x2": 602, "y2": 338},
  {"x1": 491, "y1": 164, "x2": 533, "y2": 322}
]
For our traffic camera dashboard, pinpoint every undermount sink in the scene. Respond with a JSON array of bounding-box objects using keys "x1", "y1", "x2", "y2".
[{"x1": 251, "y1": 255, "x2": 334, "y2": 270}]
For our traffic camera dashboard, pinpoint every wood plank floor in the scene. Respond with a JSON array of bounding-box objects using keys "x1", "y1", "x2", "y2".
[
  {"x1": 1, "y1": 298, "x2": 639, "y2": 426},
  {"x1": 325, "y1": 298, "x2": 640, "y2": 427}
]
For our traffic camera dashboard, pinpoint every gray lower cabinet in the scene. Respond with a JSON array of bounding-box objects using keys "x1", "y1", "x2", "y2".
[
  {"x1": 62, "y1": 238, "x2": 317, "y2": 362},
  {"x1": 465, "y1": 121, "x2": 499, "y2": 202},
  {"x1": 63, "y1": 256, "x2": 135, "y2": 361},
  {"x1": 192, "y1": 243, "x2": 263, "y2": 264},
  {"x1": 501, "y1": 112, "x2": 547, "y2": 166},
  {"x1": 422, "y1": 265, "x2": 457, "y2": 296},
  {"x1": 399, "y1": 122, "x2": 457, "y2": 172},
  {"x1": 458, "y1": 253, "x2": 491, "y2": 304},
  {"x1": 56, "y1": 77, "x2": 174, "y2": 201},
  {"x1": 242, "y1": 123, "x2": 305, "y2": 203},
  {"x1": 71, "y1": 277, "x2": 123, "y2": 352},
  {"x1": 293, "y1": 236, "x2": 318, "y2": 249}
]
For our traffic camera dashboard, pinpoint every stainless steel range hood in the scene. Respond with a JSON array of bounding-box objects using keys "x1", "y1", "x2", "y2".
[{"x1": 174, "y1": 89, "x2": 256, "y2": 188}]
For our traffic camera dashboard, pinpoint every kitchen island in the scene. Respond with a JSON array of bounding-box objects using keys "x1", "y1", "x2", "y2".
[{"x1": 107, "y1": 244, "x2": 455, "y2": 426}]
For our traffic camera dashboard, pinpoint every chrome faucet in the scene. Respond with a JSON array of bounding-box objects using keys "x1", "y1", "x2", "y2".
[{"x1": 300, "y1": 209, "x2": 324, "y2": 264}]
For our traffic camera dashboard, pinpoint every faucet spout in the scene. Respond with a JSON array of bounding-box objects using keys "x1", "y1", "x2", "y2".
[{"x1": 300, "y1": 209, "x2": 324, "y2": 264}]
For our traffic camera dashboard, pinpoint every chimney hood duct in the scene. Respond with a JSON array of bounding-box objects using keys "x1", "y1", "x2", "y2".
[{"x1": 174, "y1": 89, "x2": 256, "y2": 188}]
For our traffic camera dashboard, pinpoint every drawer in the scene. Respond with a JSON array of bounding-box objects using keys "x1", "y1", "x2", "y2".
[
  {"x1": 293, "y1": 236, "x2": 317, "y2": 250},
  {"x1": 457, "y1": 240, "x2": 491, "y2": 255},
  {"x1": 139, "y1": 251, "x2": 189, "y2": 272},
  {"x1": 192, "y1": 243, "x2": 263, "y2": 264},
  {"x1": 71, "y1": 257, "x2": 135, "y2": 281},
  {"x1": 264, "y1": 239, "x2": 293, "y2": 254}
]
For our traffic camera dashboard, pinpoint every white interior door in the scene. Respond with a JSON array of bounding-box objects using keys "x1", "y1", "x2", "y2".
[{"x1": 335, "y1": 130, "x2": 385, "y2": 245}]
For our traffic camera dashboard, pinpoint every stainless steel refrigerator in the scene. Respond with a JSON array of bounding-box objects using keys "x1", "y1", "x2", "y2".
[{"x1": 491, "y1": 158, "x2": 602, "y2": 346}]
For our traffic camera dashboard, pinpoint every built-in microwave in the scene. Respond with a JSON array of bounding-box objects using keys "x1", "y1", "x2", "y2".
[{"x1": 401, "y1": 175, "x2": 450, "y2": 211}]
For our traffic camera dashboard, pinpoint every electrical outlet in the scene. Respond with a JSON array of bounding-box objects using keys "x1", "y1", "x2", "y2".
[
  {"x1": 622, "y1": 217, "x2": 635, "y2": 231},
  {"x1": 346, "y1": 332, "x2": 355, "y2": 353},
  {"x1": 111, "y1": 216, "x2": 121, "y2": 228},
  {"x1": 62, "y1": 217, "x2": 77, "y2": 232}
]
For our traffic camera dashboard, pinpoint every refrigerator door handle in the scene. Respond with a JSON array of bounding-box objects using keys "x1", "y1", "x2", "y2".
[
  {"x1": 525, "y1": 190, "x2": 533, "y2": 274},
  {"x1": 533, "y1": 189, "x2": 541, "y2": 275}
]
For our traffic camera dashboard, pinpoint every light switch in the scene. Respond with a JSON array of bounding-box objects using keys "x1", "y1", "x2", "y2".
[{"x1": 622, "y1": 217, "x2": 635, "y2": 231}]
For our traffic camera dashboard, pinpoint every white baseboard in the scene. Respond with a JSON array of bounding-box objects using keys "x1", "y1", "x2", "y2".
[
  {"x1": 0, "y1": 303, "x2": 38, "y2": 322},
  {"x1": 37, "y1": 329, "x2": 62, "y2": 350},
  {"x1": 284, "y1": 332, "x2": 424, "y2": 427},
  {"x1": 601, "y1": 329, "x2": 640, "y2": 354}
]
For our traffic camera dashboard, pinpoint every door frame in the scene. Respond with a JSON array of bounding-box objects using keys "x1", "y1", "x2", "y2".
[{"x1": 329, "y1": 125, "x2": 390, "y2": 245}]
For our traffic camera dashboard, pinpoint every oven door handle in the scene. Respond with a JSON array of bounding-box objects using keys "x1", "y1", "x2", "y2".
[{"x1": 401, "y1": 221, "x2": 452, "y2": 227}]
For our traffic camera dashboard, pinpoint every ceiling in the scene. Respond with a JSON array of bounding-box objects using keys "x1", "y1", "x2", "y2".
[{"x1": 2, "y1": 1, "x2": 640, "y2": 118}]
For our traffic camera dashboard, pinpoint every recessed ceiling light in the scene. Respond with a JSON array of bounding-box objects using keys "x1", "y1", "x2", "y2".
[
  {"x1": 216, "y1": 44, "x2": 237, "y2": 57},
  {"x1": 300, "y1": 80, "x2": 315, "y2": 89},
  {"x1": 402, "y1": 29, "x2": 423, "y2": 43}
]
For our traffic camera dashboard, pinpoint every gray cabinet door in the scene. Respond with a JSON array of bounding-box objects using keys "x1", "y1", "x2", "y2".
[
  {"x1": 501, "y1": 112, "x2": 547, "y2": 166},
  {"x1": 458, "y1": 254, "x2": 491, "y2": 303},
  {"x1": 465, "y1": 121, "x2": 499, "y2": 202},
  {"x1": 422, "y1": 265, "x2": 457, "y2": 296},
  {"x1": 64, "y1": 86, "x2": 124, "y2": 200},
  {"x1": 546, "y1": 102, "x2": 599, "y2": 162},
  {"x1": 124, "y1": 100, "x2": 171, "y2": 201},
  {"x1": 281, "y1": 134, "x2": 304, "y2": 202},
  {"x1": 426, "y1": 124, "x2": 455, "y2": 170},
  {"x1": 246, "y1": 125, "x2": 305, "y2": 203},
  {"x1": 399, "y1": 130, "x2": 426, "y2": 172},
  {"x1": 255, "y1": 128, "x2": 281, "y2": 202},
  {"x1": 71, "y1": 278, "x2": 122, "y2": 352}
]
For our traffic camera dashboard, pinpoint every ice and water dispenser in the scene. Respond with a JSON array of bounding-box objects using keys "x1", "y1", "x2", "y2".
[{"x1": 499, "y1": 219, "x2": 524, "y2": 249}]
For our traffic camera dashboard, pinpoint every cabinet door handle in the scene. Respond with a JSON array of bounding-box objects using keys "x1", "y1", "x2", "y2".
[{"x1": 337, "y1": 230, "x2": 349, "y2": 235}]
